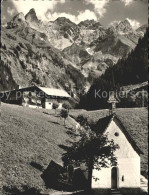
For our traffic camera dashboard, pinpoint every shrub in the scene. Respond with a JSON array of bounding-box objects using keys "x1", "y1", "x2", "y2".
[
  {"x1": 62, "y1": 102, "x2": 72, "y2": 111},
  {"x1": 52, "y1": 102, "x2": 59, "y2": 114},
  {"x1": 60, "y1": 109, "x2": 69, "y2": 126},
  {"x1": 77, "y1": 114, "x2": 87, "y2": 126}
]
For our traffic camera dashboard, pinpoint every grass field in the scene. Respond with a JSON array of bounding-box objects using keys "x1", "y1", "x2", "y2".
[{"x1": 0, "y1": 103, "x2": 78, "y2": 194}]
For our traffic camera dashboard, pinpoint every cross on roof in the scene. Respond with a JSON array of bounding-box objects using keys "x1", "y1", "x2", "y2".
[{"x1": 108, "y1": 93, "x2": 120, "y2": 104}]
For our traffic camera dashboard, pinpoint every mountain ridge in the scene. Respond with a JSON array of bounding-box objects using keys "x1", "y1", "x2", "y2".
[{"x1": 1, "y1": 8, "x2": 147, "y2": 98}]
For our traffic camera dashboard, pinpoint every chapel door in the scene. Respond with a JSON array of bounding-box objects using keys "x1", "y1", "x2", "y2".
[{"x1": 111, "y1": 167, "x2": 118, "y2": 189}]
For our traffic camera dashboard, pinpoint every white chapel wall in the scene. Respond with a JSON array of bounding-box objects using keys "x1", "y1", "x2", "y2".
[{"x1": 92, "y1": 119, "x2": 140, "y2": 189}]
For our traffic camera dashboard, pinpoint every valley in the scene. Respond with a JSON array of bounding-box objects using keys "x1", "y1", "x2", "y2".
[{"x1": 1, "y1": 9, "x2": 147, "y2": 97}]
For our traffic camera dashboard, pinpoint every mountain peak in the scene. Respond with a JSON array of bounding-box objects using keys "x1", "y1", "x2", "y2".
[
  {"x1": 115, "y1": 19, "x2": 133, "y2": 34},
  {"x1": 81, "y1": 19, "x2": 96, "y2": 23},
  {"x1": 29, "y1": 8, "x2": 36, "y2": 13},
  {"x1": 78, "y1": 19, "x2": 102, "y2": 30},
  {"x1": 54, "y1": 17, "x2": 76, "y2": 25},
  {"x1": 123, "y1": 19, "x2": 130, "y2": 24},
  {"x1": 14, "y1": 12, "x2": 25, "y2": 21},
  {"x1": 7, "y1": 12, "x2": 26, "y2": 28},
  {"x1": 136, "y1": 23, "x2": 147, "y2": 33},
  {"x1": 25, "y1": 8, "x2": 39, "y2": 23}
]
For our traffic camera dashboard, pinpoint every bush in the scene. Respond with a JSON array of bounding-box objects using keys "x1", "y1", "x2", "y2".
[
  {"x1": 76, "y1": 114, "x2": 87, "y2": 126},
  {"x1": 76, "y1": 114, "x2": 95, "y2": 130},
  {"x1": 60, "y1": 109, "x2": 69, "y2": 126},
  {"x1": 62, "y1": 102, "x2": 72, "y2": 111},
  {"x1": 52, "y1": 102, "x2": 59, "y2": 114}
]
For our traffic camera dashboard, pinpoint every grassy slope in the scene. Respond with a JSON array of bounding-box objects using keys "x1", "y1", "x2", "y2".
[
  {"x1": 70, "y1": 108, "x2": 148, "y2": 177},
  {"x1": 0, "y1": 103, "x2": 77, "y2": 194}
]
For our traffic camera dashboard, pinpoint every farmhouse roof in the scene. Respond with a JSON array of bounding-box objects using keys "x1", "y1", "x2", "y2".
[
  {"x1": 94, "y1": 114, "x2": 143, "y2": 155},
  {"x1": 1, "y1": 86, "x2": 71, "y2": 98},
  {"x1": 38, "y1": 87, "x2": 71, "y2": 98}
]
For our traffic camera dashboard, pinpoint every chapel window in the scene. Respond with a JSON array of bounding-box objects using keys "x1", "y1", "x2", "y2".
[
  {"x1": 122, "y1": 176, "x2": 124, "y2": 182},
  {"x1": 114, "y1": 132, "x2": 119, "y2": 137}
]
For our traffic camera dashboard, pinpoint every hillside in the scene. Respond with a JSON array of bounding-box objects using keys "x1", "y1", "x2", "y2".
[
  {"x1": 1, "y1": 9, "x2": 146, "y2": 92},
  {"x1": 0, "y1": 27, "x2": 85, "y2": 97},
  {"x1": 0, "y1": 103, "x2": 78, "y2": 195},
  {"x1": 101, "y1": 28, "x2": 148, "y2": 86}
]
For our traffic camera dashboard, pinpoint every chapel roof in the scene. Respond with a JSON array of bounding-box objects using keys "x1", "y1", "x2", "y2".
[{"x1": 94, "y1": 114, "x2": 143, "y2": 155}]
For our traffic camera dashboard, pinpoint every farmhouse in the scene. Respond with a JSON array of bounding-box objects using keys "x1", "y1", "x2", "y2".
[
  {"x1": 91, "y1": 114, "x2": 143, "y2": 190},
  {"x1": 0, "y1": 85, "x2": 71, "y2": 109}
]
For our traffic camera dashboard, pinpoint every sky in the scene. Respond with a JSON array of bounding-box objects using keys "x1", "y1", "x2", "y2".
[{"x1": 1, "y1": 0, "x2": 148, "y2": 29}]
